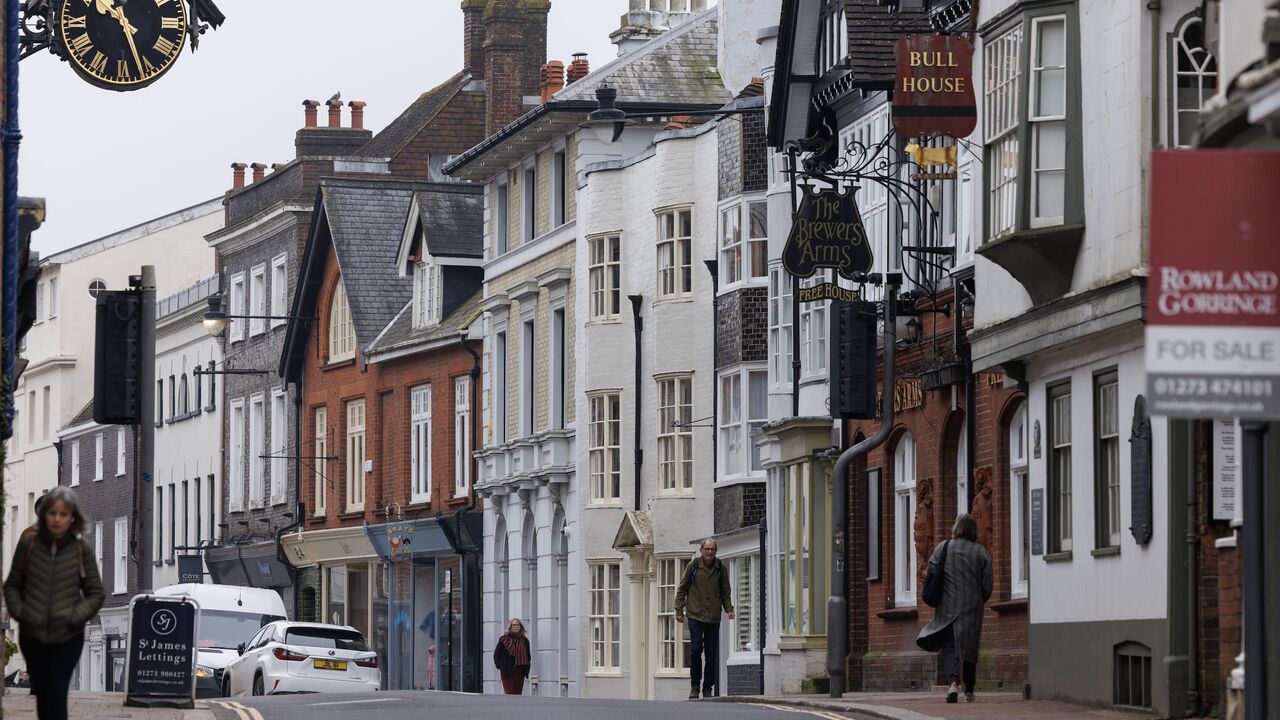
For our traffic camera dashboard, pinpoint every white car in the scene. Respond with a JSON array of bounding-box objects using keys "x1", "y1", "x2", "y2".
[{"x1": 224, "y1": 621, "x2": 380, "y2": 696}]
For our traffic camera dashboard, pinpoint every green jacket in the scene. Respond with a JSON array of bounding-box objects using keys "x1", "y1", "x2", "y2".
[
  {"x1": 674, "y1": 559, "x2": 734, "y2": 624},
  {"x1": 4, "y1": 532, "x2": 104, "y2": 645}
]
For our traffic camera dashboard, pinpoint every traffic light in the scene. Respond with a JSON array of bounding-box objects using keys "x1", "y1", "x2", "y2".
[
  {"x1": 829, "y1": 300, "x2": 877, "y2": 419},
  {"x1": 94, "y1": 290, "x2": 141, "y2": 425}
]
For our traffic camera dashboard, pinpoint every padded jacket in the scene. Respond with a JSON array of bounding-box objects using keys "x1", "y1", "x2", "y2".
[{"x1": 3, "y1": 532, "x2": 104, "y2": 645}]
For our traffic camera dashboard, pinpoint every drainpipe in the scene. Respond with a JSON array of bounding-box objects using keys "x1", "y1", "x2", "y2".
[
  {"x1": 1149, "y1": 1, "x2": 1162, "y2": 148},
  {"x1": 3, "y1": 0, "x2": 20, "y2": 437},
  {"x1": 704, "y1": 261, "x2": 719, "y2": 483},
  {"x1": 628, "y1": 295, "x2": 644, "y2": 512},
  {"x1": 828, "y1": 277, "x2": 899, "y2": 699},
  {"x1": 758, "y1": 516, "x2": 767, "y2": 694},
  {"x1": 275, "y1": 377, "x2": 304, "y2": 615},
  {"x1": 1184, "y1": 420, "x2": 1200, "y2": 716},
  {"x1": 788, "y1": 149, "x2": 801, "y2": 418}
]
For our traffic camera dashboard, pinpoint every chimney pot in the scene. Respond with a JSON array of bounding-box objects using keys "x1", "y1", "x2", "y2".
[
  {"x1": 250, "y1": 162, "x2": 268, "y2": 183},
  {"x1": 230, "y1": 162, "x2": 247, "y2": 190},
  {"x1": 540, "y1": 61, "x2": 565, "y2": 102},
  {"x1": 348, "y1": 101, "x2": 367, "y2": 130},
  {"x1": 326, "y1": 99, "x2": 343, "y2": 128},
  {"x1": 302, "y1": 100, "x2": 320, "y2": 128},
  {"x1": 567, "y1": 52, "x2": 590, "y2": 84}
]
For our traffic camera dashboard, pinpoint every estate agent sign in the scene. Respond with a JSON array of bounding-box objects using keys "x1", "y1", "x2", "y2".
[
  {"x1": 124, "y1": 595, "x2": 199, "y2": 708},
  {"x1": 1146, "y1": 151, "x2": 1280, "y2": 418},
  {"x1": 892, "y1": 34, "x2": 978, "y2": 139},
  {"x1": 783, "y1": 186, "x2": 874, "y2": 302}
]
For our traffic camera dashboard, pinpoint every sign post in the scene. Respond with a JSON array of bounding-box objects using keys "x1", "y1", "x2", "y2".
[{"x1": 123, "y1": 595, "x2": 199, "y2": 708}]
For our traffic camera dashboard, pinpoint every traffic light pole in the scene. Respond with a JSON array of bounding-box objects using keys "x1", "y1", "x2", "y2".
[
  {"x1": 828, "y1": 276, "x2": 899, "y2": 698},
  {"x1": 137, "y1": 265, "x2": 155, "y2": 593}
]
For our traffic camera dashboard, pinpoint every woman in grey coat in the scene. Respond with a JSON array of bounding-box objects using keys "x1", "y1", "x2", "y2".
[{"x1": 916, "y1": 513, "x2": 992, "y2": 703}]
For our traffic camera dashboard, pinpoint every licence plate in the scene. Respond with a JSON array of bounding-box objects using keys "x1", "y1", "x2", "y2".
[{"x1": 313, "y1": 659, "x2": 348, "y2": 671}]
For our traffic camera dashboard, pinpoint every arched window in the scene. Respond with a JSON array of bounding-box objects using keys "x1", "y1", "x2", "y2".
[
  {"x1": 1171, "y1": 15, "x2": 1218, "y2": 148},
  {"x1": 328, "y1": 281, "x2": 354, "y2": 362},
  {"x1": 893, "y1": 432, "x2": 917, "y2": 606},
  {"x1": 1008, "y1": 404, "x2": 1030, "y2": 598}
]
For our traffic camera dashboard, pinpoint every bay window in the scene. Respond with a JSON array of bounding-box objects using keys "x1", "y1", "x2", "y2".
[
  {"x1": 588, "y1": 235, "x2": 621, "y2": 320},
  {"x1": 720, "y1": 199, "x2": 768, "y2": 288},
  {"x1": 588, "y1": 392, "x2": 621, "y2": 503},
  {"x1": 719, "y1": 368, "x2": 767, "y2": 481},
  {"x1": 656, "y1": 207, "x2": 693, "y2": 299},
  {"x1": 768, "y1": 267, "x2": 793, "y2": 387},
  {"x1": 779, "y1": 460, "x2": 829, "y2": 636}
]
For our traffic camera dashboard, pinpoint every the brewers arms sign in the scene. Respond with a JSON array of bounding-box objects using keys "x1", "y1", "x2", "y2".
[{"x1": 782, "y1": 187, "x2": 875, "y2": 302}]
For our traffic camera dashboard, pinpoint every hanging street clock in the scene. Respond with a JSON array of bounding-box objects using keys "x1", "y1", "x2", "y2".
[{"x1": 18, "y1": 0, "x2": 225, "y2": 91}]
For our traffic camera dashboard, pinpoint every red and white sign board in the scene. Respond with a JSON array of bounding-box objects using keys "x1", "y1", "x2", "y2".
[{"x1": 1147, "y1": 151, "x2": 1280, "y2": 418}]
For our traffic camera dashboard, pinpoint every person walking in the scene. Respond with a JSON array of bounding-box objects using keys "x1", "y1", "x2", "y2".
[
  {"x1": 493, "y1": 618, "x2": 531, "y2": 695},
  {"x1": 674, "y1": 539, "x2": 734, "y2": 699},
  {"x1": 916, "y1": 513, "x2": 993, "y2": 703},
  {"x1": 4, "y1": 486, "x2": 104, "y2": 720}
]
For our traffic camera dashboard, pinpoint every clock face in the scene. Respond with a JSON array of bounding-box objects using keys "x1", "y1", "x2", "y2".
[{"x1": 58, "y1": 0, "x2": 187, "y2": 91}]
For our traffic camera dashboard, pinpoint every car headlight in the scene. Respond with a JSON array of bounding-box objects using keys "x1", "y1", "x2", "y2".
[{"x1": 195, "y1": 665, "x2": 215, "y2": 679}]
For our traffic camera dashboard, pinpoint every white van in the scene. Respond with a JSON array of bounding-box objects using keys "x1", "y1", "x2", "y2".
[{"x1": 152, "y1": 584, "x2": 288, "y2": 697}]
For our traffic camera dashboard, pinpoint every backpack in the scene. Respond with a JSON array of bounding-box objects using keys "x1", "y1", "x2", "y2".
[{"x1": 922, "y1": 540, "x2": 949, "y2": 608}]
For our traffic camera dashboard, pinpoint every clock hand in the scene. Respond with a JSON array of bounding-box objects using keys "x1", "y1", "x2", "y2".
[{"x1": 97, "y1": 0, "x2": 145, "y2": 75}]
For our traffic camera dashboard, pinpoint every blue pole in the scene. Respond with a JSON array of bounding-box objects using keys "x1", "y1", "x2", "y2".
[{"x1": 2, "y1": 0, "x2": 21, "y2": 439}]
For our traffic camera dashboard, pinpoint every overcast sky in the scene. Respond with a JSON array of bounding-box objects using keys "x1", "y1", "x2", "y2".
[{"x1": 18, "y1": 0, "x2": 636, "y2": 256}]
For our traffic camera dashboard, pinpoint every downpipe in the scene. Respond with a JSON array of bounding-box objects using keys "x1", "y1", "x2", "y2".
[
  {"x1": 828, "y1": 280, "x2": 899, "y2": 698},
  {"x1": 628, "y1": 295, "x2": 643, "y2": 512}
]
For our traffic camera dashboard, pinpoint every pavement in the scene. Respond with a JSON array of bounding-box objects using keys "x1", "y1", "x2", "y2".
[
  {"x1": 1, "y1": 690, "x2": 216, "y2": 720},
  {"x1": 717, "y1": 691, "x2": 1160, "y2": 720}
]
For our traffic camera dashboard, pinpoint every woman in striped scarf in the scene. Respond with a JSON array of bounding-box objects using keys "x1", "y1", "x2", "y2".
[{"x1": 494, "y1": 618, "x2": 531, "y2": 694}]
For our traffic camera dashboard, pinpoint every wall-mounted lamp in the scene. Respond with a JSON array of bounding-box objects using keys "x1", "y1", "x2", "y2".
[
  {"x1": 202, "y1": 294, "x2": 314, "y2": 337},
  {"x1": 579, "y1": 86, "x2": 759, "y2": 144},
  {"x1": 579, "y1": 87, "x2": 632, "y2": 144}
]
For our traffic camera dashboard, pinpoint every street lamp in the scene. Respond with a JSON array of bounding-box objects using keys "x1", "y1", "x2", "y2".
[
  {"x1": 202, "y1": 294, "x2": 313, "y2": 337},
  {"x1": 579, "y1": 87, "x2": 633, "y2": 144},
  {"x1": 579, "y1": 86, "x2": 762, "y2": 144}
]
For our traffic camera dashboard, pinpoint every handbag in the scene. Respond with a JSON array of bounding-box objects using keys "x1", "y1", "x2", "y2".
[{"x1": 922, "y1": 540, "x2": 950, "y2": 608}]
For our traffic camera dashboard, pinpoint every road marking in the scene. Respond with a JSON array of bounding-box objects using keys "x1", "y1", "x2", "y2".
[
  {"x1": 223, "y1": 700, "x2": 266, "y2": 720},
  {"x1": 211, "y1": 701, "x2": 250, "y2": 720},
  {"x1": 760, "y1": 703, "x2": 849, "y2": 720},
  {"x1": 306, "y1": 697, "x2": 405, "y2": 706}
]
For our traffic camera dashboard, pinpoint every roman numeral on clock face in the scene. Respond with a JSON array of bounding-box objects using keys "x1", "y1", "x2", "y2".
[
  {"x1": 65, "y1": 15, "x2": 86, "y2": 29},
  {"x1": 116, "y1": 59, "x2": 131, "y2": 79},
  {"x1": 88, "y1": 51, "x2": 107, "y2": 74},
  {"x1": 67, "y1": 33, "x2": 92, "y2": 58},
  {"x1": 161, "y1": 17, "x2": 182, "y2": 30},
  {"x1": 153, "y1": 35, "x2": 177, "y2": 56}
]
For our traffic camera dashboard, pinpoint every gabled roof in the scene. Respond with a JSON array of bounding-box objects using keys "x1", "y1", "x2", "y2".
[
  {"x1": 69, "y1": 400, "x2": 94, "y2": 427},
  {"x1": 394, "y1": 185, "x2": 485, "y2": 271},
  {"x1": 366, "y1": 290, "x2": 483, "y2": 360},
  {"x1": 280, "y1": 177, "x2": 440, "y2": 380},
  {"x1": 358, "y1": 72, "x2": 472, "y2": 159}
]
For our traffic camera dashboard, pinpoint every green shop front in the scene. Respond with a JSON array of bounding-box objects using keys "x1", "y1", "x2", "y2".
[{"x1": 365, "y1": 512, "x2": 483, "y2": 693}]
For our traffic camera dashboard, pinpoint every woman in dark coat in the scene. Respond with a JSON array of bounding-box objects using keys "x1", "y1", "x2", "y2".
[
  {"x1": 4, "y1": 486, "x2": 105, "y2": 720},
  {"x1": 493, "y1": 617, "x2": 531, "y2": 695},
  {"x1": 916, "y1": 513, "x2": 992, "y2": 703}
]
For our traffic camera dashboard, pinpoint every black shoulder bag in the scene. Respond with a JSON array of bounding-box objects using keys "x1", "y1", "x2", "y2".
[{"x1": 922, "y1": 540, "x2": 950, "y2": 608}]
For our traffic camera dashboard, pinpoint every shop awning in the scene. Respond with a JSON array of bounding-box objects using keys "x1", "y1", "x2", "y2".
[
  {"x1": 203, "y1": 541, "x2": 293, "y2": 589},
  {"x1": 366, "y1": 511, "x2": 483, "y2": 561}
]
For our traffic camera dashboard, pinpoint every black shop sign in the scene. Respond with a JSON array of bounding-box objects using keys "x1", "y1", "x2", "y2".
[
  {"x1": 124, "y1": 595, "x2": 199, "y2": 708},
  {"x1": 783, "y1": 186, "x2": 874, "y2": 285}
]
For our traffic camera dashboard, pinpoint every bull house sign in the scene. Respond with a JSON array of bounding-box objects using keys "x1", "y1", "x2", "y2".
[
  {"x1": 892, "y1": 34, "x2": 978, "y2": 139},
  {"x1": 783, "y1": 186, "x2": 874, "y2": 302}
]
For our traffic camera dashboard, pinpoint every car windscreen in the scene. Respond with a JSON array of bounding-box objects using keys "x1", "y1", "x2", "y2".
[
  {"x1": 197, "y1": 611, "x2": 285, "y2": 649},
  {"x1": 284, "y1": 628, "x2": 369, "y2": 651}
]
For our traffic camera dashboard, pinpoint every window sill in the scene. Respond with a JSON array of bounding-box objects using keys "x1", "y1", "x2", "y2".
[
  {"x1": 990, "y1": 598, "x2": 1028, "y2": 614},
  {"x1": 1091, "y1": 546, "x2": 1120, "y2": 558},
  {"x1": 717, "y1": 279, "x2": 769, "y2": 296},
  {"x1": 654, "y1": 492, "x2": 696, "y2": 499},
  {"x1": 323, "y1": 358, "x2": 357, "y2": 372},
  {"x1": 584, "y1": 671, "x2": 623, "y2": 678},
  {"x1": 716, "y1": 474, "x2": 766, "y2": 488},
  {"x1": 115, "y1": 473, "x2": 125, "y2": 479},
  {"x1": 584, "y1": 318, "x2": 624, "y2": 327},
  {"x1": 587, "y1": 502, "x2": 625, "y2": 509},
  {"x1": 204, "y1": 404, "x2": 217, "y2": 413},
  {"x1": 153, "y1": 560, "x2": 163, "y2": 567},
  {"x1": 653, "y1": 296, "x2": 694, "y2": 306},
  {"x1": 1042, "y1": 550, "x2": 1073, "y2": 563},
  {"x1": 338, "y1": 510, "x2": 364, "y2": 520},
  {"x1": 875, "y1": 606, "x2": 919, "y2": 621},
  {"x1": 165, "y1": 559, "x2": 175, "y2": 566}
]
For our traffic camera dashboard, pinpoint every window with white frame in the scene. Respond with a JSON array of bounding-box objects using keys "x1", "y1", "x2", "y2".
[
  {"x1": 720, "y1": 204, "x2": 742, "y2": 286},
  {"x1": 48, "y1": 276, "x2": 59, "y2": 319},
  {"x1": 798, "y1": 280, "x2": 828, "y2": 376},
  {"x1": 495, "y1": 181, "x2": 509, "y2": 256},
  {"x1": 589, "y1": 562, "x2": 621, "y2": 671},
  {"x1": 1171, "y1": 17, "x2": 1217, "y2": 148},
  {"x1": 1095, "y1": 371, "x2": 1120, "y2": 550},
  {"x1": 114, "y1": 517, "x2": 128, "y2": 594},
  {"x1": 250, "y1": 394, "x2": 265, "y2": 508},
  {"x1": 413, "y1": 258, "x2": 441, "y2": 330},
  {"x1": 1029, "y1": 16, "x2": 1066, "y2": 226},
  {"x1": 95, "y1": 432, "x2": 104, "y2": 480},
  {"x1": 328, "y1": 281, "x2": 354, "y2": 362},
  {"x1": 93, "y1": 521, "x2": 103, "y2": 582},
  {"x1": 520, "y1": 318, "x2": 535, "y2": 437},
  {"x1": 956, "y1": 419, "x2": 968, "y2": 516},
  {"x1": 314, "y1": 406, "x2": 328, "y2": 516},
  {"x1": 455, "y1": 376, "x2": 471, "y2": 498},
  {"x1": 1009, "y1": 404, "x2": 1030, "y2": 597},
  {"x1": 657, "y1": 375, "x2": 693, "y2": 494},
  {"x1": 656, "y1": 207, "x2": 693, "y2": 299},
  {"x1": 817, "y1": 0, "x2": 848, "y2": 76},
  {"x1": 732, "y1": 554, "x2": 759, "y2": 653},
  {"x1": 249, "y1": 264, "x2": 266, "y2": 336},
  {"x1": 116, "y1": 427, "x2": 126, "y2": 476},
  {"x1": 984, "y1": 25, "x2": 1023, "y2": 239},
  {"x1": 229, "y1": 400, "x2": 245, "y2": 511},
  {"x1": 1048, "y1": 382, "x2": 1072, "y2": 553},
  {"x1": 552, "y1": 149, "x2": 567, "y2": 227},
  {"x1": 271, "y1": 390, "x2": 287, "y2": 504},
  {"x1": 271, "y1": 254, "x2": 288, "y2": 329},
  {"x1": 588, "y1": 392, "x2": 621, "y2": 503},
  {"x1": 588, "y1": 235, "x2": 621, "y2": 320},
  {"x1": 840, "y1": 105, "x2": 891, "y2": 302},
  {"x1": 410, "y1": 385, "x2": 432, "y2": 504},
  {"x1": 657, "y1": 557, "x2": 690, "y2": 671},
  {"x1": 720, "y1": 200, "x2": 768, "y2": 288},
  {"x1": 769, "y1": 267, "x2": 793, "y2": 387},
  {"x1": 229, "y1": 273, "x2": 245, "y2": 342},
  {"x1": 720, "y1": 369, "x2": 768, "y2": 480},
  {"x1": 71, "y1": 440, "x2": 80, "y2": 485},
  {"x1": 522, "y1": 164, "x2": 536, "y2": 242},
  {"x1": 346, "y1": 398, "x2": 366, "y2": 511},
  {"x1": 894, "y1": 432, "x2": 917, "y2": 606},
  {"x1": 780, "y1": 460, "x2": 829, "y2": 636}
]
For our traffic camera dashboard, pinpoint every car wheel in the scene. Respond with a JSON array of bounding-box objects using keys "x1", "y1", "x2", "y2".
[
  {"x1": 221, "y1": 677, "x2": 230, "y2": 697},
  {"x1": 252, "y1": 673, "x2": 265, "y2": 696}
]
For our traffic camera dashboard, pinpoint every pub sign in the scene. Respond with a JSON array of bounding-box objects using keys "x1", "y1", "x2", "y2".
[
  {"x1": 892, "y1": 34, "x2": 978, "y2": 138},
  {"x1": 782, "y1": 186, "x2": 874, "y2": 284}
]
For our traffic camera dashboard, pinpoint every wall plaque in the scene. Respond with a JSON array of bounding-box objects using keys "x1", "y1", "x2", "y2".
[
  {"x1": 1030, "y1": 488, "x2": 1044, "y2": 556},
  {"x1": 1129, "y1": 395, "x2": 1153, "y2": 545}
]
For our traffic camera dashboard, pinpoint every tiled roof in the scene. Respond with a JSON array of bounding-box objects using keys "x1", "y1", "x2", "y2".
[
  {"x1": 553, "y1": 9, "x2": 729, "y2": 106},
  {"x1": 358, "y1": 72, "x2": 471, "y2": 159},
  {"x1": 846, "y1": 0, "x2": 898, "y2": 88},
  {"x1": 69, "y1": 400, "x2": 94, "y2": 428},
  {"x1": 368, "y1": 290, "x2": 483, "y2": 357},
  {"x1": 418, "y1": 187, "x2": 483, "y2": 258}
]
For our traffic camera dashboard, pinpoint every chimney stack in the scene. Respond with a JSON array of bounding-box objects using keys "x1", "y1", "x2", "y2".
[
  {"x1": 251, "y1": 163, "x2": 267, "y2": 183},
  {"x1": 540, "y1": 61, "x2": 565, "y2": 102},
  {"x1": 567, "y1": 52, "x2": 590, "y2": 84},
  {"x1": 484, "y1": 0, "x2": 549, "y2": 135},
  {"x1": 230, "y1": 162, "x2": 247, "y2": 189},
  {"x1": 326, "y1": 98, "x2": 343, "y2": 128},
  {"x1": 348, "y1": 101, "x2": 367, "y2": 130},
  {"x1": 461, "y1": 0, "x2": 486, "y2": 79},
  {"x1": 302, "y1": 99, "x2": 320, "y2": 128}
]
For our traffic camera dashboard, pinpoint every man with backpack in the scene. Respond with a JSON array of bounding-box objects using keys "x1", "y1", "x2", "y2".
[{"x1": 674, "y1": 539, "x2": 734, "y2": 699}]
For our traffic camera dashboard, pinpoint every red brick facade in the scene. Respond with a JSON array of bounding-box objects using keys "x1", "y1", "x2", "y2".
[{"x1": 844, "y1": 289, "x2": 1029, "y2": 692}]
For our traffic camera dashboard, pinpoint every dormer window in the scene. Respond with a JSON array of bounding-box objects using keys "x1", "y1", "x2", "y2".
[
  {"x1": 413, "y1": 258, "x2": 441, "y2": 330},
  {"x1": 329, "y1": 281, "x2": 355, "y2": 362}
]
